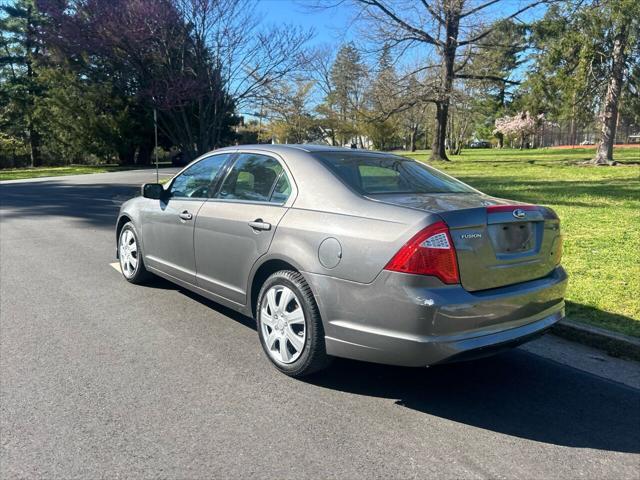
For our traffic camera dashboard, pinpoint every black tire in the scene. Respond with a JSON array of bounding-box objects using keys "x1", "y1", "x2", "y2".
[
  {"x1": 256, "y1": 270, "x2": 332, "y2": 377},
  {"x1": 118, "y1": 222, "x2": 152, "y2": 284}
]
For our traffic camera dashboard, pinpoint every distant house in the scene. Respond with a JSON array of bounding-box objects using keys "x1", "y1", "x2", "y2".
[{"x1": 315, "y1": 127, "x2": 374, "y2": 149}]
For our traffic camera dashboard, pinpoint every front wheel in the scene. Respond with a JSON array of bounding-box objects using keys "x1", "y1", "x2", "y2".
[
  {"x1": 256, "y1": 270, "x2": 331, "y2": 377},
  {"x1": 118, "y1": 222, "x2": 152, "y2": 284}
]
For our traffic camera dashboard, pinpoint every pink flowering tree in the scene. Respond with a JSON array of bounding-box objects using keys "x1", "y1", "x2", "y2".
[{"x1": 494, "y1": 111, "x2": 553, "y2": 149}]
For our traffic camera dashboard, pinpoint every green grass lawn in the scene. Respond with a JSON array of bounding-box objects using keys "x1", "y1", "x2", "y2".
[
  {"x1": 0, "y1": 164, "x2": 173, "y2": 181},
  {"x1": 397, "y1": 146, "x2": 640, "y2": 337}
]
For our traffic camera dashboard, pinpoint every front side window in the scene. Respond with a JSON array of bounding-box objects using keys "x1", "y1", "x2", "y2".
[
  {"x1": 169, "y1": 154, "x2": 231, "y2": 199},
  {"x1": 218, "y1": 153, "x2": 290, "y2": 203},
  {"x1": 315, "y1": 152, "x2": 476, "y2": 195}
]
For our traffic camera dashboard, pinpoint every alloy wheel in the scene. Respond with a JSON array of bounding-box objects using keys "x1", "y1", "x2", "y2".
[{"x1": 119, "y1": 229, "x2": 139, "y2": 279}]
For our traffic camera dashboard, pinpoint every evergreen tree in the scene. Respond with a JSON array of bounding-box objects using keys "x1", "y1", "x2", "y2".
[
  {"x1": 329, "y1": 43, "x2": 367, "y2": 146},
  {"x1": 465, "y1": 19, "x2": 527, "y2": 147},
  {"x1": 0, "y1": 0, "x2": 44, "y2": 167},
  {"x1": 365, "y1": 45, "x2": 401, "y2": 150}
]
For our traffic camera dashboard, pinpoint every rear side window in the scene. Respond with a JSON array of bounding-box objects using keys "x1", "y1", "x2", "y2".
[
  {"x1": 271, "y1": 173, "x2": 292, "y2": 204},
  {"x1": 315, "y1": 152, "x2": 476, "y2": 195},
  {"x1": 218, "y1": 153, "x2": 290, "y2": 203}
]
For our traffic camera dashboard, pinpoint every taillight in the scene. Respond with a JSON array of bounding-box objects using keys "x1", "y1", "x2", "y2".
[{"x1": 384, "y1": 221, "x2": 460, "y2": 284}]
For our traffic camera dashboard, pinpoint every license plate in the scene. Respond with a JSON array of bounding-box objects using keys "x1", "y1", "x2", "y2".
[{"x1": 489, "y1": 222, "x2": 535, "y2": 253}]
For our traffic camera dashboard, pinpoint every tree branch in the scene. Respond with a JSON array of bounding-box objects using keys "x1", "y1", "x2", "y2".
[
  {"x1": 459, "y1": 0, "x2": 549, "y2": 46},
  {"x1": 460, "y1": 0, "x2": 501, "y2": 19},
  {"x1": 455, "y1": 73, "x2": 520, "y2": 85},
  {"x1": 420, "y1": 0, "x2": 445, "y2": 25},
  {"x1": 356, "y1": 0, "x2": 442, "y2": 46}
]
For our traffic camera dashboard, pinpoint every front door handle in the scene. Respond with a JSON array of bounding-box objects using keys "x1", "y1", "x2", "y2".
[
  {"x1": 248, "y1": 219, "x2": 271, "y2": 231},
  {"x1": 179, "y1": 210, "x2": 193, "y2": 221}
]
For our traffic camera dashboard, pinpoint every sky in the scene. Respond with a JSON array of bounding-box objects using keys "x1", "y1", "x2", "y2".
[
  {"x1": 256, "y1": 0, "x2": 550, "y2": 49},
  {"x1": 257, "y1": 0, "x2": 357, "y2": 46},
  {"x1": 254, "y1": 0, "x2": 550, "y2": 85}
]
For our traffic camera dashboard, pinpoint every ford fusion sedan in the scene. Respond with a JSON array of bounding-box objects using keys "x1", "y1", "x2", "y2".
[{"x1": 116, "y1": 145, "x2": 567, "y2": 377}]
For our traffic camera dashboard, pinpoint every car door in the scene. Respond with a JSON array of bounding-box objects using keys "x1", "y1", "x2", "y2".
[
  {"x1": 141, "y1": 153, "x2": 234, "y2": 284},
  {"x1": 194, "y1": 152, "x2": 295, "y2": 305}
]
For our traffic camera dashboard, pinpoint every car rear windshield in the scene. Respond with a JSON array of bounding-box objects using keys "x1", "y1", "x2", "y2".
[{"x1": 315, "y1": 152, "x2": 476, "y2": 195}]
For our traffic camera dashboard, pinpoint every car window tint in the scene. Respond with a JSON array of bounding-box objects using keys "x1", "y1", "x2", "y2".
[
  {"x1": 359, "y1": 165, "x2": 403, "y2": 192},
  {"x1": 170, "y1": 154, "x2": 231, "y2": 198},
  {"x1": 218, "y1": 154, "x2": 284, "y2": 202},
  {"x1": 316, "y1": 152, "x2": 476, "y2": 195}
]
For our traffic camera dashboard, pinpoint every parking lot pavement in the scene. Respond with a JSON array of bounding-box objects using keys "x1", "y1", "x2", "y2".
[{"x1": 1, "y1": 171, "x2": 639, "y2": 479}]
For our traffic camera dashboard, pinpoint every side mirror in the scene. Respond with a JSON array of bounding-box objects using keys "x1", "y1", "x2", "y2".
[{"x1": 142, "y1": 183, "x2": 165, "y2": 200}]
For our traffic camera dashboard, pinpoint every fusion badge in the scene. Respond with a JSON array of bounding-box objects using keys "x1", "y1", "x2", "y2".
[{"x1": 460, "y1": 233, "x2": 482, "y2": 240}]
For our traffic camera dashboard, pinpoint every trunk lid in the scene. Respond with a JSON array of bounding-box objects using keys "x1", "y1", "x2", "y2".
[{"x1": 368, "y1": 193, "x2": 562, "y2": 291}]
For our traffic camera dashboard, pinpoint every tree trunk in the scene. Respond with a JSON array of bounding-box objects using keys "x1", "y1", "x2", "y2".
[
  {"x1": 137, "y1": 140, "x2": 154, "y2": 165},
  {"x1": 409, "y1": 123, "x2": 418, "y2": 152},
  {"x1": 496, "y1": 132, "x2": 504, "y2": 148},
  {"x1": 25, "y1": 4, "x2": 42, "y2": 167},
  {"x1": 592, "y1": 25, "x2": 628, "y2": 165},
  {"x1": 118, "y1": 145, "x2": 136, "y2": 165},
  {"x1": 569, "y1": 97, "x2": 577, "y2": 146},
  {"x1": 430, "y1": 8, "x2": 459, "y2": 161},
  {"x1": 424, "y1": 122, "x2": 429, "y2": 150},
  {"x1": 27, "y1": 121, "x2": 41, "y2": 167},
  {"x1": 432, "y1": 101, "x2": 449, "y2": 160}
]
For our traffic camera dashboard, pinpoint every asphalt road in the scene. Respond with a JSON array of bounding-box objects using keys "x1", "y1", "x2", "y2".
[{"x1": 1, "y1": 170, "x2": 639, "y2": 479}]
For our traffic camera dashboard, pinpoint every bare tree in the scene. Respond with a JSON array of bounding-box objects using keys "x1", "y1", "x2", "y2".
[
  {"x1": 314, "y1": 0, "x2": 549, "y2": 160},
  {"x1": 164, "y1": 0, "x2": 313, "y2": 155},
  {"x1": 262, "y1": 79, "x2": 322, "y2": 143}
]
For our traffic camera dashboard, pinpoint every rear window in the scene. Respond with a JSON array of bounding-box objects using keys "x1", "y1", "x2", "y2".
[{"x1": 315, "y1": 152, "x2": 476, "y2": 195}]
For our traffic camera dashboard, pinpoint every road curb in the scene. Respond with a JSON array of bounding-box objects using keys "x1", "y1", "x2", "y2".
[{"x1": 552, "y1": 319, "x2": 640, "y2": 362}]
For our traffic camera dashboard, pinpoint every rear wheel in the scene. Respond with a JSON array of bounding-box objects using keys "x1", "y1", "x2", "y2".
[
  {"x1": 256, "y1": 270, "x2": 331, "y2": 377},
  {"x1": 118, "y1": 222, "x2": 152, "y2": 284}
]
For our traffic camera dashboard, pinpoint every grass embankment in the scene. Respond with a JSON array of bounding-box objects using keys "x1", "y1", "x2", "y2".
[{"x1": 397, "y1": 147, "x2": 640, "y2": 337}]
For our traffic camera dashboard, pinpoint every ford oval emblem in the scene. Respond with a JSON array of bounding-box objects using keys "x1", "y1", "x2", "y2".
[{"x1": 512, "y1": 208, "x2": 526, "y2": 219}]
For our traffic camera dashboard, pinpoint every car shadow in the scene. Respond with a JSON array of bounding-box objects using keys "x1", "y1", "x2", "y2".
[
  {"x1": 169, "y1": 286, "x2": 640, "y2": 455},
  {"x1": 306, "y1": 352, "x2": 640, "y2": 454},
  {"x1": 0, "y1": 181, "x2": 140, "y2": 229},
  {"x1": 176, "y1": 285, "x2": 259, "y2": 331},
  {"x1": 141, "y1": 276, "x2": 260, "y2": 332}
]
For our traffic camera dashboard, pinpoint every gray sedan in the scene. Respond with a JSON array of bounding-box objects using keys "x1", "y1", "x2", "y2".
[{"x1": 116, "y1": 145, "x2": 567, "y2": 377}]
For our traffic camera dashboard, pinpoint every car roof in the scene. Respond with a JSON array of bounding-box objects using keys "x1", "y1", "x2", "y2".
[{"x1": 213, "y1": 144, "x2": 390, "y2": 155}]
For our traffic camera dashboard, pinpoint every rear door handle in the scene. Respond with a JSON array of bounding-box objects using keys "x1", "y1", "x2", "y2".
[
  {"x1": 179, "y1": 210, "x2": 193, "y2": 221},
  {"x1": 248, "y1": 219, "x2": 271, "y2": 231}
]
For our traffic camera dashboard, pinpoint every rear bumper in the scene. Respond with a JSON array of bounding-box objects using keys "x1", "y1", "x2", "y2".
[{"x1": 304, "y1": 266, "x2": 567, "y2": 367}]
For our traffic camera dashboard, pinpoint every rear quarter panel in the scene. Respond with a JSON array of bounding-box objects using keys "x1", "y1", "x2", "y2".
[{"x1": 271, "y1": 204, "x2": 435, "y2": 283}]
